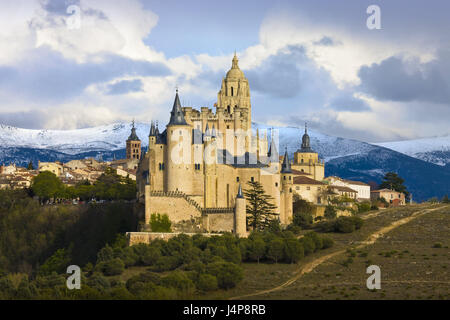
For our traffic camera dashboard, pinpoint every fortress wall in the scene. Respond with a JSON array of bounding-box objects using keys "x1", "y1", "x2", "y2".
[
  {"x1": 127, "y1": 232, "x2": 223, "y2": 246},
  {"x1": 205, "y1": 213, "x2": 234, "y2": 233},
  {"x1": 145, "y1": 195, "x2": 201, "y2": 225}
]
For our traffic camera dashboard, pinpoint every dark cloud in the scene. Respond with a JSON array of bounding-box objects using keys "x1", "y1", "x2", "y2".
[
  {"x1": 358, "y1": 53, "x2": 450, "y2": 104},
  {"x1": 107, "y1": 79, "x2": 143, "y2": 95},
  {"x1": 245, "y1": 45, "x2": 308, "y2": 98},
  {"x1": 329, "y1": 93, "x2": 371, "y2": 112},
  {"x1": 0, "y1": 47, "x2": 171, "y2": 102}
]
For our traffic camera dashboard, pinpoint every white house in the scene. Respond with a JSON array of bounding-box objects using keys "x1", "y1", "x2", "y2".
[{"x1": 325, "y1": 176, "x2": 371, "y2": 201}]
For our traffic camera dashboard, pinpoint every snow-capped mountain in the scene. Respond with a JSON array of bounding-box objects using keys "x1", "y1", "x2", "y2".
[
  {"x1": 0, "y1": 123, "x2": 150, "y2": 155},
  {"x1": 374, "y1": 135, "x2": 450, "y2": 166},
  {"x1": 0, "y1": 122, "x2": 448, "y2": 201}
]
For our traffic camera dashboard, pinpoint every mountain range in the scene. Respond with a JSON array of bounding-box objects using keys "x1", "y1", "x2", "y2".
[{"x1": 0, "y1": 122, "x2": 448, "y2": 202}]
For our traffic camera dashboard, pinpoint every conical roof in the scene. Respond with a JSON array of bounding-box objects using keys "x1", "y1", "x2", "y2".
[
  {"x1": 281, "y1": 149, "x2": 292, "y2": 173},
  {"x1": 168, "y1": 90, "x2": 187, "y2": 126}
]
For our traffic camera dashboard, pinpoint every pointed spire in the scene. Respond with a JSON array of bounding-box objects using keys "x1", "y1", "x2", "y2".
[
  {"x1": 168, "y1": 89, "x2": 187, "y2": 125},
  {"x1": 155, "y1": 120, "x2": 160, "y2": 136},
  {"x1": 211, "y1": 124, "x2": 216, "y2": 138},
  {"x1": 281, "y1": 148, "x2": 292, "y2": 173},
  {"x1": 149, "y1": 120, "x2": 156, "y2": 137},
  {"x1": 237, "y1": 183, "x2": 244, "y2": 199},
  {"x1": 204, "y1": 123, "x2": 210, "y2": 136},
  {"x1": 305, "y1": 122, "x2": 308, "y2": 134},
  {"x1": 268, "y1": 128, "x2": 279, "y2": 163},
  {"x1": 300, "y1": 122, "x2": 313, "y2": 152},
  {"x1": 232, "y1": 52, "x2": 239, "y2": 69},
  {"x1": 127, "y1": 120, "x2": 140, "y2": 141}
]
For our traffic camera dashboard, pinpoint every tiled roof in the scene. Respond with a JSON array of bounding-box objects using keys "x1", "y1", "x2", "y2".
[
  {"x1": 293, "y1": 176, "x2": 325, "y2": 185},
  {"x1": 331, "y1": 185, "x2": 358, "y2": 193}
]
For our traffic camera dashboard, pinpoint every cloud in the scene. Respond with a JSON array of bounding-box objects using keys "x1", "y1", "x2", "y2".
[
  {"x1": 106, "y1": 79, "x2": 143, "y2": 95},
  {"x1": 358, "y1": 53, "x2": 450, "y2": 104},
  {"x1": 0, "y1": 47, "x2": 170, "y2": 103},
  {"x1": 0, "y1": 110, "x2": 48, "y2": 129}
]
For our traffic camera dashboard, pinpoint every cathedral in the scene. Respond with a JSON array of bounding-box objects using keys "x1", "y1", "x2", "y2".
[{"x1": 135, "y1": 54, "x2": 321, "y2": 237}]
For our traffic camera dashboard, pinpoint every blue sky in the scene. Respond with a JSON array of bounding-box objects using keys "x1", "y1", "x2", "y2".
[{"x1": 0, "y1": 0, "x2": 450, "y2": 142}]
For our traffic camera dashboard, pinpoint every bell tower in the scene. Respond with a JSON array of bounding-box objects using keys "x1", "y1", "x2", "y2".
[
  {"x1": 217, "y1": 53, "x2": 251, "y2": 130},
  {"x1": 126, "y1": 120, "x2": 141, "y2": 160}
]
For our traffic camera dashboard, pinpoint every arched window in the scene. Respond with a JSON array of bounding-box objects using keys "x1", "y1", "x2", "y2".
[
  {"x1": 227, "y1": 105, "x2": 231, "y2": 113},
  {"x1": 231, "y1": 87, "x2": 234, "y2": 96}
]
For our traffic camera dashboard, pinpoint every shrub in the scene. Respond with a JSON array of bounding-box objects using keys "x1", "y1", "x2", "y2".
[
  {"x1": 322, "y1": 237, "x2": 334, "y2": 249},
  {"x1": 285, "y1": 224, "x2": 302, "y2": 235},
  {"x1": 101, "y1": 258, "x2": 125, "y2": 276},
  {"x1": 149, "y1": 255, "x2": 181, "y2": 272},
  {"x1": 87, "y1": 273, "x2": 111, "y2": 291},
  {"x1": 335, "y1": 217, "x2": 356, "y2": 233},
  {"x1": 283, "y1": 239, "x2": 304, "y2": 263},
  {"x1": 316, "y1": 220, "x2": 336, "y2": 233},
  {"x1": 150, "y1": 213, "x2": 172, "y2": 232},
  {"x1": 433, "y1": 242, "x2": 443, "y2": 248},
  {"x1": 350, "y1": 216, "x2": 364, "y2": 230},
  {"x1": 300, "y1": 237, "x2": 316, "y2": 255},
  {"x1": 293, "y1": 211, "x2": 313, "y2": 228},
  {"x1": 195, "y1": 274, "x2": 218, "y2": 292},
  {"x1": 161, "y1": 271, "x2": 195, "y2": 293},
  {"x1": 248, "y1": 235, "x2": 266, "y2": 263},
  {"x1": 324, "y1": 205, "x2": 337, "y2": 220},
  {"x1": 267, "y1": 238, "x2": 284, "y2": 263},
  {"x1": 206, "y1": 261, "x2": 243, "y2": 289},
  {"x1": 357, "y1": 202, "x2": 371, "y2": 213},
  {"x1": 304, "y1": 232, "x2": 323, "y2": 251}
]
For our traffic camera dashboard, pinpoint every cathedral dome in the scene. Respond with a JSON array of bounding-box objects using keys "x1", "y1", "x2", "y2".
[{"x1": 226, "y1": 54, "x2": 245, "y2": 79}]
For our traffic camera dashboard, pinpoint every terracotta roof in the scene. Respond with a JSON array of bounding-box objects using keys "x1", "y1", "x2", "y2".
[
  {"x1": 331, "y1": 185, "x2": 358, "y2": 193},
  {"x1": 293, "y1": 176, "x2": 325, "y2": 185},
  {"x1": 291, "y1": 169, "x2": 312, "y2": 176},
  {"x1": 371, "y1": 189, "x2": 402, "y2": 193},
  {"x1": 343, "y1": 179, "x2": 369, "y2": 186}
]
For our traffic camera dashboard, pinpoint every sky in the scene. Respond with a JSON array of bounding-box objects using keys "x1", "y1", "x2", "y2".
[{"x1": 0, "y1": 0, "x2": 450, "y2": 142}]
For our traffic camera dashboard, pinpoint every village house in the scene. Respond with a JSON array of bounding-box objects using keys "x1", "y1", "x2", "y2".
[
  {"x1": 371, "y1": 189, "x2": 406, "y2": 206},
  {"x1": 324, "y1": 176, "x2": 370, "y2": 200}
]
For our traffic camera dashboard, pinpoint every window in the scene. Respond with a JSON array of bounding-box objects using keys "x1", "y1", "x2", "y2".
[
  {"x1": 251, "y1": 177, "x2": 254, "y2": 182},
  {"x1": 284, "y1": 176, "x2": 286, "y2": 180},
  {"x1": 231, "y1": 87, "x2": 234, "y2": 96},
  {"x1": 227, "y1": 106, "x2": 231, "y2": 113},
  {"x1": 227, "y1": 125, "x2": 230, "y2": 129},
  {"x1": 236, "y1": 177, "x2": 240, "y2": 182},
  {"x1": 289, "y1": 188, "x2": 292, "y2": 193},
  {"x1": 301, "y1": 169, "x2": 304, "y2": 172},
  {"x1": 289, "y1": 176, "x2": 291, "y2": 180},
  {"x1": 275, "y1": 182, "x2": 278, "y2": 187}
]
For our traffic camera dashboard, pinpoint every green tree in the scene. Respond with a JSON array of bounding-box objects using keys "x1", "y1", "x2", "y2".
[
  {"x1": 267, "y1": 238, "x2": 284, "y2": 263},
  {"x1": 324, "y1": 205, "x2": 337, "y2": 220},
  {"x1": 283, "y1": 238, "x2": 304, "y2": 263},
  {"x1": 244, "y1": 181, "x2": 279, "y2": 231},
  {"x1": 206, "y1": 261, "x2": 243, "y2": 289},
  {"x1": 31, "y1": 171, "x2": 65, "y2": 203},
  {"x1": 292, "y1": 198, "x2": 314, "y2": 228},
  {"x1": 441, "y1": 195, "x2": 449, "y2": 203},
  {"x1": 150, "y1": 213, "x2": 172, "y2": 232},
  {"x1": 27, "y1": 161, "x2": 34, "y2": 170},
  {"x1": 379, "y1": 172, "x2": 409, "y2": 198},
  {"x1": 248, "y1": 235, "x2": 266, "y2": 263}
]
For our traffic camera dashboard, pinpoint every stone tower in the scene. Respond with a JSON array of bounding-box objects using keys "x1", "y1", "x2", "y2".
[
  {"x1": 165, "y1": 90, "x2": 193, "y2": 194},
  {"x1": 280, "y1": 149, "x2": 293, "y2": 225},
  {"x1": 217, "y1": 53, "x2": 251, "y2": 130},
  {"x1": 234, "y1": 184, "x2": 247, "y2": 238},
  {"x1": 126, "y1": 121, "x2": 141, "y2": 160}
]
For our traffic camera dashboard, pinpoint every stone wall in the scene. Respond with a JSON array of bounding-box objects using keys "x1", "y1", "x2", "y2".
[
  {"x1": 145, "y1": 193, "x2": 201, "y2": 225},
  {"x1": 127, "y1": 232, "x2": 223, "y2": 246},
  {"x1": 204, "y1": 212, "x2": 234, "y2": 233}
]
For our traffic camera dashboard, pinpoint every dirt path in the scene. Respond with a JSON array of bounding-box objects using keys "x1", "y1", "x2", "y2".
[{"x1": 229, "y1": 205, "x2": 447, "y2": 300}]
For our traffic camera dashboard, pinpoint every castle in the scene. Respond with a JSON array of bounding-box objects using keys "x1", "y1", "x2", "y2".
[{"x1": 135, "y1": 54, "x2": 323, "y2": 237}]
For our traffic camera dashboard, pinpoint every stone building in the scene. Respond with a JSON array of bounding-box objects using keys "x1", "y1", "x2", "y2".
[
  {"x1": 290, "y1": 124, "x2": 325, "y2": 181},
  {"x1": 136, "y1": 54, "x2": 294, "y2": 237},
  {"x1": 371, "y1": 189, "x2": 406, "y2": 206}
]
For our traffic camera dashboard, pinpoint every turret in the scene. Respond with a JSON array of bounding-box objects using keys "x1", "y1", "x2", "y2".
[
  {"x1": 234, "y1": 184, "x2": 247, "y2": 238},
  {"x1": 166, "y1": 89, "x2": 193, "y2": 194},
  {"x1": 280, "y1": 149, "x2": 293, "y2": 225},
  {"x1": 148, "y1": 120, "x2": 156, "y2": 150}
]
